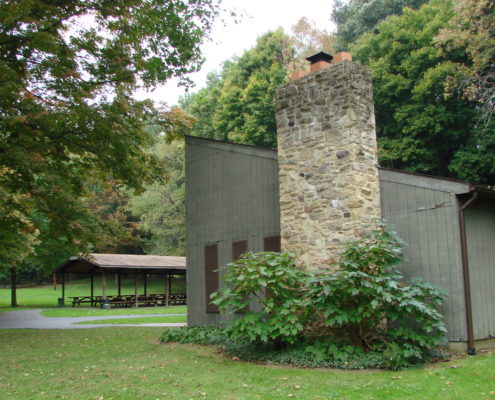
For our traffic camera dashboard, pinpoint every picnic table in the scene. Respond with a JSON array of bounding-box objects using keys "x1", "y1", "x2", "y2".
[{"x1": 68, "y1": 293, "x2": 187, "y2": 308}]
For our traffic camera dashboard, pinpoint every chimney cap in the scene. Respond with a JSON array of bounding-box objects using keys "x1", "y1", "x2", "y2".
[{"x1": 306, "y1": 51, "x2": 333, "y2": 64}]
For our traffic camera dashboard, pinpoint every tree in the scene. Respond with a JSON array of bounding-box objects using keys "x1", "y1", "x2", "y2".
[
  {"x1": 351, "y1": 0, "x2": 495, "y2": 184},
  {"x1": 331, "y1": 0, "x2": 428, "y2": 50},
  {"x1": 286, "y1": 17, "x2": 335, "y2": 74},
  {"x1": 435, "y1": 0, "x2": 495, "y2": 126},
  {"x1": 181, "y1": 23, "x2": 335, "y2": 147},
  {"x1": 0, "y1": 0, "x2": 220, "y2": 304},
  {"x1": 181, "y1": 29, "x2": 289, "y2": 147},
  {"x1": 127, "y1": 140, "x2": 186, "y2": 256}
]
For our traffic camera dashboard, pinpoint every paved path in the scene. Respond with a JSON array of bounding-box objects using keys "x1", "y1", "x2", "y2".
[{"x1": 0, "y1": 309, "x2": 187, "y2": 329}]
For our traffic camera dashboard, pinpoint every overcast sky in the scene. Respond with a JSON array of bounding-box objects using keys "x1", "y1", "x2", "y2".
[{"x1": 135, "y1": 0, "x2": 336, "y2": 106}]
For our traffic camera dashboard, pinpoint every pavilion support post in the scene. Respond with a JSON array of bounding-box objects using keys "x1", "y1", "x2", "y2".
[
  {"x1": 164, "y1": 274, "x2": 169, "y2": 306},
  {"x1": 61, "y1": 273, "x2": 65, "y2": 302},
  {"x1": 134, "y1": 274, "x2": 138, "y2": 308},
  {"x1": 102, "y1": 269, "x2": 106, "y2": 299},
  {"x1": 90, "y1": 274, "x2": 94, "y2": 298},
  {"x1": 167, "y1": 274, "x2": 172, "y2": 306},
  {"x1": 117, "y1": 273, "x2": 121, "y2": 296},
  {"x1": 144, "y1": 273, "x2": 147, "y2": 296}
]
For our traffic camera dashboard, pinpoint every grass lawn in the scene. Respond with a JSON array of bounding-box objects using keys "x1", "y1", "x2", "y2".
[
  {"x1": 75, "y1": 315, "x2": 187, "y2": 324},
  {"x1": 42, "y1": 305, "x2": 187, "y2": 317},
  {"x1": 0, "y1": 276, "x2": 186, "y2": 308},
  {"x1": 0, "y1": 328, "x2": 494, "y2": 400}
]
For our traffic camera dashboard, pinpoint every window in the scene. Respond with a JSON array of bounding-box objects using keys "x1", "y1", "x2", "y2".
[
  {"x1": 232, "y1": 240, "x2": 248, "y2": 261},
  {"x1": 204, "y1": 244, "x2": 219, "y2": 313},
  {"x1": 264, "y1": 235, "x2": 281, "y2": 252}
]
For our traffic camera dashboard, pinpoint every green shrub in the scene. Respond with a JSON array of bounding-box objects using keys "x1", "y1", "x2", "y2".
[
  {"x1": 306, "y1": 224, "x2": 447, "y2": 369},
  {"x1": 210, "y1": 251, "x2": 310, "y2": 346},
  {"x1": 161, "y1": 325, "x2": 229, "y2": 345},
  {"x1": 222, "y1": 340, "x2": 389, "y2": 369},
  {"x1": 169, "y1": 223, "x2": 447, "y2": 370}
]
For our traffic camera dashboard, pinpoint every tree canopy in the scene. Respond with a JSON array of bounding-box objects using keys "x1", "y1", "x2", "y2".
[
  {"x1": 435, "y1": 0, "x2": 495, "y2": 126},
  {"x1": 127, "y1": 140, "x2": 185, "y2": 256},
  {"x1": 331, "y1": 0, "x2": 428, "y2": 51},
  {"x1": 181, "y1": 29, "x2": 289, "y2": 147},
  {"x1": 0, "y1": 0, "x2": 219, "y2": 271},
  {"x1": 351, "y1": 0, "x2": 495, "y2": 184},
  {"x1": 181, "y1": 21, "x2": 335, "y2": 147}
]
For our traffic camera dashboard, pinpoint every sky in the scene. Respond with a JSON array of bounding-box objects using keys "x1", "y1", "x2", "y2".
[{"x1": 135, "y1": 0, "x2": 336, "y2": 106}]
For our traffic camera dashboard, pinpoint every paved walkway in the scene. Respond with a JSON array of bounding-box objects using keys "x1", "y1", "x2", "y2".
[{"x1": 0, "y1": 309, "x2": 187, "y2": 329}]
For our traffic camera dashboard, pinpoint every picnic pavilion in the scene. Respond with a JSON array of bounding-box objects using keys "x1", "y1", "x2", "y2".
[{"x1": 54, "y1": 253, "x2": 186, "y2": 308}]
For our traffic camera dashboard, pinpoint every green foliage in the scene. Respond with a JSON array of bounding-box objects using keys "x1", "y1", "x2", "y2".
[
  {"x1": 127, "y1": 139, "x2": 186, "y2": 255},
  {"x1": 0, "y1": 0, "x2": 219, "y2": 271},
  {"x1": 351, "y1": 0, "x2": 494, "y2": 184},
  {"x1": 208, "y1": 223, "x2": 446, "y2": 370},
  {"x1": 181, "y1": 30, "x2": 288, "y2": 147},
  {"x1": 435, "y1": 0, "x2": 495, "y2": 126},
  {"x1": 161, "y1": 325, "x2": 229, "y2": 346},
  {"x1": 181, "y1": 24, "x2": 335, "y2": 147},
  {"x1": 211, "y1": 251, "x2": 310, "y2": 345},
  {"x1": 332, "y1": 0, "x2": 428, "y2": 50},
  {"x1": 307, "y1": 224, "x2": 447, "y2": 369}
]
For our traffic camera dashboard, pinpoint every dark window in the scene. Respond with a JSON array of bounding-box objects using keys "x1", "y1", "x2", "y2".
[
  {"x1": 204, "y1": 244, "x2": 219, "y2": 313},
  {"x1": 232, "y1": 240, "x2": 248, "y2": 261},
  {"x1": 232, "y1": 240, "x2": 249, "y2": 311},
  {"x1": 264, "y1": 235, "x2": 281, "y2": 252}
]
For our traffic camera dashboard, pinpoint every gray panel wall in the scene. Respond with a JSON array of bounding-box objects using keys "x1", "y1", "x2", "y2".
[
  {"x1": 379, "y1": 172, "x2": 467, "y2": 341},
  {"x1": 185, "y1": 136, "x2": 280, "y2": 326},
  {"x1": 186, "y1": 139, "x2": 493, "y2": 342},
  {"x1": 465, "y1": 198, "x2": 495, "y2": 340}
]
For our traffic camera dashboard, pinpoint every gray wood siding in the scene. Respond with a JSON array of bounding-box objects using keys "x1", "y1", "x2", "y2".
[
  {"x1": 465, "y1": 198, "x2": 495, "y2": 340},
  {"x1": 186, "y1": 137, "x2": 280, "y2": 325},
  {"x1": 379, "y1": 176, "x2": 467, "y2": 341}
]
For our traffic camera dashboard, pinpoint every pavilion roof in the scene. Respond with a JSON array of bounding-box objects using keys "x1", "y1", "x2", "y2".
[{"x1": 55, "y1": 253, "x2": 186, "y2": 275}]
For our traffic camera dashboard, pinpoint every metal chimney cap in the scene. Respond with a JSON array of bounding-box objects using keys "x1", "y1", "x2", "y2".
[{"x1": 305, "y1": 51, "x2": 333, "y2": 64}]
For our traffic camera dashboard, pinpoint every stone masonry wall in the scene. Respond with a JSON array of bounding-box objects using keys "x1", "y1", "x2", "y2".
[{"x1": 275, "y1": 60, "x2": 381, "y2": 270}]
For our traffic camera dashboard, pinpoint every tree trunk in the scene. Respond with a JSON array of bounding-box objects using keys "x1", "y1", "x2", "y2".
[{"x1": 11, "y1": 267, "x2": 17, "y2": 307}]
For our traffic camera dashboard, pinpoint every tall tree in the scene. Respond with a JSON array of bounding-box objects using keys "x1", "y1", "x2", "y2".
[
  {"x1": 0, "y1": 0, "x2": 220, "y2": 303},
  {"x1": 182, "y1": 23, "x2": 335, "y2": 147},
  {"x1": 286, "y1": 17, "x2": 336, "y2": 74},
  {"x1": 127, "y1": 140, "x2": 186, "y2": 256},
  {"x1": 332, "y1": 0, "x2": 428, "y2": 50},
  {"x1": 351, "y1": 0, "x2": 495, "y2": 184},
  {"x1": 181, "y1": 29, "x2": 289, "y2": 147},
  {"x1": 435, "y1": 0, "x2": 495, "y2": 126}
]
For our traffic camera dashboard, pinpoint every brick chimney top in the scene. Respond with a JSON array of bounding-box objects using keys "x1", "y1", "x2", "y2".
[{"x1": 306, "y1": 51, "x2": 333, "y2": 73}]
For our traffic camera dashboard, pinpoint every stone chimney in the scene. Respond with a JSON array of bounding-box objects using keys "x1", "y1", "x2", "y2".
[{"x1": 275, "y1": 52, "x2": 381, "y2": 270}]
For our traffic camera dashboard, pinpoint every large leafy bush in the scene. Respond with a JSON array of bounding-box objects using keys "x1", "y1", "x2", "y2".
[
  {"x1": 174, "y1": 224, "x2": 447, "y2": 369},
  {"x1": 211, "y1": 251, "x2": 309, "y2": 346},
  {"x1": 307, "y1": 225, "x2": 447, "y2": 369}
]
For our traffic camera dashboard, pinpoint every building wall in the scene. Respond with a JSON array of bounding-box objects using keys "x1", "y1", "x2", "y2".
[
  {"x1": 379, "y1": 169, "x2": 470, "y2": 342},
  {"x1": 465, "y1": 198, "x2": 495, "y2": 340},
  {"x1": 186, "y1": 136, "x2": 495, "y2": 342},
  {"x1": 185, "y1": 136, "x2": 280, "y2": 326},
  {"x1": 275, "y1": 60, "x2": 381, "y2": 270}
]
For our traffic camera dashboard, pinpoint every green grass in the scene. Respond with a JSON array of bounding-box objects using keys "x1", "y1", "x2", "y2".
[
  {"x1": 0, "y1": 328, "x2": 494, "y2": 400},
  {"x1": 41, "y1": 305, "x2": 186, "y2": 317},
  {"x1": 75, "y1": 315, "x2": 187, "y2": 325},
  {"x1": 0, "y1": 276, "x2": 186, "y2": 308}
]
